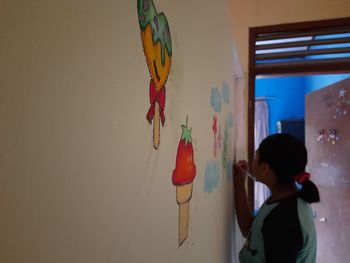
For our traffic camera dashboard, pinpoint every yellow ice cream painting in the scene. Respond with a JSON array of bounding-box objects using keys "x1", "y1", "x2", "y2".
[{"x1": 137, "y1": 0, "x2": 172, "y2": 149}]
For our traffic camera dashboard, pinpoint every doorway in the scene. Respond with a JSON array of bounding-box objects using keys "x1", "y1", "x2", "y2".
[
  {"x1": 253, "y1": 74, "x2": 350, "y2": 212},
  {"x1": 248, "y1": 17, "x2": 350, "y2": 163},
  {"x1": 248, "y1": 17, "x2": 350, "y2": 262}
]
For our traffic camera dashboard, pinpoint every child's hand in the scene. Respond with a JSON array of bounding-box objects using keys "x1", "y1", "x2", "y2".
[{"x1": 233, "y1": 160, "x2": 249, "y2": 185}]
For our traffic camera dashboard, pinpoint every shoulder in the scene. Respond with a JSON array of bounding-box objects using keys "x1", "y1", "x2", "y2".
[
  {"x1": 262, "y1": 197, "x2": 303, "y2": 240},
  {"x1": 265, "y1": 196, "x2": 299, "y2": 222}
]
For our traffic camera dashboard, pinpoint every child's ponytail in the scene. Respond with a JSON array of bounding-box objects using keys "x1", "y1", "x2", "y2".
[
  {"x1": 299, "y1": 179, "x2": 320, "y2": 203},
  {"x1": 294, "y1": 172, "x2": 320, "y2": 203}
]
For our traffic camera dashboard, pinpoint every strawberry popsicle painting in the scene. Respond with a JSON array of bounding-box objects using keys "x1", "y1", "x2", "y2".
[
  {"x1": 172, "y1": 117, "x2": 197, "y2": 246},
  {"x1": 137, "y1": 0, "x2": 172, "y2": 149}
]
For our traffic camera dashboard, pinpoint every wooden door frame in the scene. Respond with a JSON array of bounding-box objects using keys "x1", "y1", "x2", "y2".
[{"x1": 248, "y1": 17, "x2": 350, "y2": 209}]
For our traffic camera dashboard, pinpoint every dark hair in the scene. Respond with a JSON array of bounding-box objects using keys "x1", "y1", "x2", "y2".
[{"x1": 258, "y1": 133, "x2": 320, "y2": 203}]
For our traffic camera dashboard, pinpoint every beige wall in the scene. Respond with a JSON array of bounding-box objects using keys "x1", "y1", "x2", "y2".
[
  {"x1": 230, "y1": 0, "x2": 350, "y2": 73},
  {"x1": 0, "y1": 0, "x2": 241, "y2": 262}
]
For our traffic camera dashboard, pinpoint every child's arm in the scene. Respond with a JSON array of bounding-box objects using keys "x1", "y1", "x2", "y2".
[{"x1": 233, "y1": 160, "x2": 254, "y2": 238}]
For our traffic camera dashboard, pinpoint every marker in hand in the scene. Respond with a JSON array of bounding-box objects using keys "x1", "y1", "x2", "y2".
[
  {"x1": 246, "y1": 172, "x2": 255, "y2": 181},
  {"x1": 233, "y1": 159, "x2": 255, "y2": 180}
]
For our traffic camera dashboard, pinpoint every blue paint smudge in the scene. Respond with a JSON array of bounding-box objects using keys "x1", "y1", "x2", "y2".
[
  {"x1": 204, "y1": 160, "x2": 219, "y2": 193},
  {"x1": 210, "y1": 87, "x2": 222, "y2": 113},
  {"x1": 226, "y1": 112, "x2": 234, "y2": 128},
  {"x1": 227, "y1": 161, "x2": 233, "y2": 179},
  {"x1": 222, "y1": 82, "x2": 230, "y2": 104}
]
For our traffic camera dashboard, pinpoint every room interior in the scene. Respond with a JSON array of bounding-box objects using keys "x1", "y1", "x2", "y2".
[
  {"x1": 0, "y1": 1, "x2": 349, "y2": 262},
  {"x1": 250, "y1": 23, "x2": 350, "y2": 262}
]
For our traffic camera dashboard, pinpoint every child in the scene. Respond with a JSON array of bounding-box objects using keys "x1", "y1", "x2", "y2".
[{"x1": 233, "y1": 133, "x2": 320, "y2": 263}]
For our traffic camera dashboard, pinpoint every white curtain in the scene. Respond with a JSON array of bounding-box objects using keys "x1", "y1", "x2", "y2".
[{"x1": 254, "y1": 100, "x2": 271, "y2": 211}]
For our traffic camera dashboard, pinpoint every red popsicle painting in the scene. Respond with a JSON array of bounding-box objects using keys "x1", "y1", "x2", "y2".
[{"x1": 172, "y1": 117, "x2": 196, "y2": 246}]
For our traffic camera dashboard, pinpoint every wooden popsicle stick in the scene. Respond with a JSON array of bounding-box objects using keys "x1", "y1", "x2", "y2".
[
  {"x1": 153, "y1": 102, "x2": 160, "y2": 149},
  {"x1": 179, "y1": 201, "x2": 189, "y2": 246}
]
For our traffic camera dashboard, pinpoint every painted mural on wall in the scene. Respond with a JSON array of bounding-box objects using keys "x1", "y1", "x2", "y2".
[
  {"x1": 172, "y1": 117, "x2": 197, "y2": 246},
  {"x1": 211, "y1": 87, "x2": 222, "y2": 158},
  {"x1": 227, "y1": 111, "x2": 234, "y2": 180},
  {"x1": 212, "y1": 116, "x2": 222, "y2": 158},
  {"x1": 211, "y1": 86, "x2": 222, "y2": 113},
  {"x1": 222, "y1": 81, "x2": 230, "y2": 104},
  {"x1": 204, "y1": 160, "x2": 219, "y2": 193},
  {"x1": 137, "y1": 0, "x2": 172, "y2": 149},
  {"x1": 205, "y1": 82, "x2": 235, "y2": 193},
  {"x1": 222, "y1": 82, "x2": 234, "y2": 179}
]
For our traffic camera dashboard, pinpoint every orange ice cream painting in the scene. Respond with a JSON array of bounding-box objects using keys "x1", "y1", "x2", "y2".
[
  {"x1": 172, "y1": 117, "x2": 196, "y2": 246},
  {"x1": 137, "y1": 0, "x2": 172, "y2": 149}
]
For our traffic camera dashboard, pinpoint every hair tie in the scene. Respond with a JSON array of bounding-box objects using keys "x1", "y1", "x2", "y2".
[{"x1": 294, "y1": 172, "x2": 310, "y2": 184}]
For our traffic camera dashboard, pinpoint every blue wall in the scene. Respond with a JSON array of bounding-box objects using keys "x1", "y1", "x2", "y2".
[
  {"x1": 256, "y1": 74, "x2": 350, "y2": 135},
  {"x1": 256, "y1": 77, "x2": 306, "y2": 134}
]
